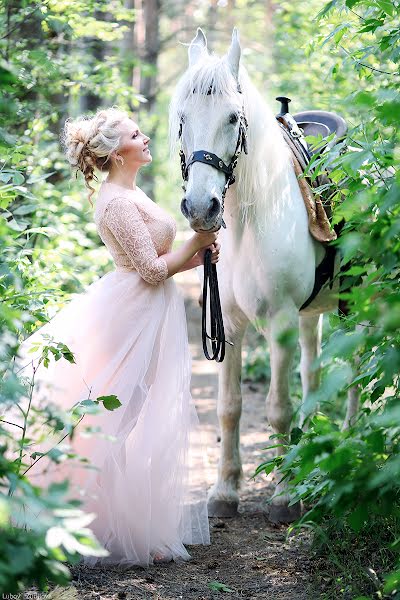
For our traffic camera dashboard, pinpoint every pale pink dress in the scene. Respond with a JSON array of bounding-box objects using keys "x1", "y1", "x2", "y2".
[{"x1": 14, "y1": 181, "x2": 211, "y2": 567}]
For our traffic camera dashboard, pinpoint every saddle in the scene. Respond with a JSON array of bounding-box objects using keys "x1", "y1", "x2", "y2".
[
  {"x1": 275, "y1": 97, "x2": 348, "y2": 310},
  {"x1": 276, "y1": 96, "x2": 347, "y2": 243},
  {"x1": 293, "y1": 109, "x2": 347, "y2": 153}
]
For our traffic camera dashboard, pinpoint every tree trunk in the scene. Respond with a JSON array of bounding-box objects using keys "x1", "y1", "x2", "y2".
[
  {"x1": 137, "y1": 0, "x2": 160, "y2": 198},
  {"x1": 120, "y1": 0, "x2": 136, "y2": 91},
  {"x1": 79, "y1": 11, "x2": 108, "y2": 114}
]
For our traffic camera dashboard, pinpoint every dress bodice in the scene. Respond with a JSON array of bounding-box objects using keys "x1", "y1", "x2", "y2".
[{"x1": 95, "y1": 182, "x2": 177, "y2": 285}]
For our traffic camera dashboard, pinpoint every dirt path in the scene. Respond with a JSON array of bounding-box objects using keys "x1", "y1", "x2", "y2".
[{"x1": 66, "y1": 268, "x2": 313, "y2": 600}]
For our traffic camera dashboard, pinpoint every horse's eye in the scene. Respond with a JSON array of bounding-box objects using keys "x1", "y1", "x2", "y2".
[
  {"x1": 229, "y1": 113, "x2": 238, "y2": 125},
  {"x1": 179, "y1": 112, "x2": 186, "y2": 124}
]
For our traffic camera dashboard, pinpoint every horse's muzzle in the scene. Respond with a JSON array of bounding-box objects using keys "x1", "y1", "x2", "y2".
[{"x1": 181, "y1": 195, "x2": 222, "y2": 231}]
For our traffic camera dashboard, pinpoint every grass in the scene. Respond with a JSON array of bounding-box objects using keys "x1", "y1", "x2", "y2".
[{"x1": 308, "y1": 517, "x2": 400, "y2": 600}]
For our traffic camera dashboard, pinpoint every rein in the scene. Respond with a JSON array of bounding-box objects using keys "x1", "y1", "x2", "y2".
[
  {"x1": 201, "y1": 248, "x2": 227, "y2": 362},
  {"x1": 178, "y1": 86, "x2": 248, "y2": 362}
]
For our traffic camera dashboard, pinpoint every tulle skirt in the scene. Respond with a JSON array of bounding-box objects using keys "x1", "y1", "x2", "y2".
[{"x1": 12, "y1": 267, "x2": 211, "y2": 568}]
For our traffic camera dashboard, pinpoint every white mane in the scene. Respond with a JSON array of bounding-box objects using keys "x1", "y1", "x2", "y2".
[{"x1": 169, "y1": 54, "x2": 292, "y2": 234}]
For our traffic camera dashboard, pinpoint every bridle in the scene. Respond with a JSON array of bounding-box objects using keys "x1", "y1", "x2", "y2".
[
  {"x1": 177, "y1": 84, "x2": 248, "y2": 362},
  {"x1": 178, "y1": 84, "x2": 248, "y2": 229}
]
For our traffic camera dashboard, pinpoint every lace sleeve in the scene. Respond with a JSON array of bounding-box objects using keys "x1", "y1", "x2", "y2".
[{"x1": 103, "y1": 196, "x2": 169, "y2": 285}]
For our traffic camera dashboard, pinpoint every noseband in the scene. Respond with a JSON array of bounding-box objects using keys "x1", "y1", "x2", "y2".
[{"x1": 178, "y1": 86, "x2": 248, "y2": 229}]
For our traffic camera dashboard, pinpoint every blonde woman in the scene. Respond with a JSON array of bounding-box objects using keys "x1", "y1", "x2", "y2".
[{"x1": 18, "y1": 107, "x2": 219, "y2": 567}]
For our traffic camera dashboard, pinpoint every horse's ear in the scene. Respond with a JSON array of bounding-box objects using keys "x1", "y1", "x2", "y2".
[
  {"x1": 226, "y1": 27, "x2": 241, "y2": 81},
  {"x1": 188, "y1": 28, "x2": 208, "y2": 67}
]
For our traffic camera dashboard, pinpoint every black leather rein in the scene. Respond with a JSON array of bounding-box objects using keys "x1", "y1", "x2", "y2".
[
  {"x1": 178, "y1": 96, "x2": 248, "y2": 362},
  {"x1": 202, "y1": 247, "x2": 229, "y2": 362}
]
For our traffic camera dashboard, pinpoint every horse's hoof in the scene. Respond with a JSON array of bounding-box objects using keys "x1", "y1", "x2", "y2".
[
  {"x1": 266, "y1": 501, "x2": 302, "y2": 524},
  {"x1": 208, "y1": 498, "x2": 239, "y2": 518}
]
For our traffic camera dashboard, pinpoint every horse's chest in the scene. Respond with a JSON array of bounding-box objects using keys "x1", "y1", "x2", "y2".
[
  {"x1": 219, "y1": 239, "x2": 273, "y2": 320},
  {"x1": 222, "y1": 233, "x2": 314, "y2": 320},
  {"x1": 232, "y1": 259, "x2": 275, "y2": 319}
]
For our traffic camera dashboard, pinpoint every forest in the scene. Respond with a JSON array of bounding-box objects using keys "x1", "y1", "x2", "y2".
[{"x1": 0, "y1": 0, "x2": 399, "y2": 598}]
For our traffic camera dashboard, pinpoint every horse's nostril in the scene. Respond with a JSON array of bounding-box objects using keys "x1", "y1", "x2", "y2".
[
  {"x1": 181, "y1": 197, "x2": 189, "y2": 218},
  {"x1": 207, "y1": 197, "x2": 221, "y2": 220}
]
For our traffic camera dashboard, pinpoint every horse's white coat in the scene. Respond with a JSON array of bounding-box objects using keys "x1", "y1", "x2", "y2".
[{"x1": 170, "y1": 28, "x2": 357, "y2": 519}]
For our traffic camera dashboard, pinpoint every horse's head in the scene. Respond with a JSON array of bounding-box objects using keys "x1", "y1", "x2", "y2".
[{"x1": 170, "y1": 28, "x2": 247, "y2": 232}]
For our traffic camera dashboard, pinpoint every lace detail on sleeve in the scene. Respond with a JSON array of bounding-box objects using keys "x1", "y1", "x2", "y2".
[{"x1": 103, "y1": 196, "x2": 169, "y2": 285}]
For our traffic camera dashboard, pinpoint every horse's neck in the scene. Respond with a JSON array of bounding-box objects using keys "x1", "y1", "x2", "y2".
[
  {"x1": 234, "y1": 87, "x2": 306, "y2": 234},
  {"x1": 233, "y1": 162, "x2": 304, "y2": 238}
]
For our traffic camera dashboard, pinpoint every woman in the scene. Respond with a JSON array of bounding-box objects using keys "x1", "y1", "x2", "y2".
[{"x1": 17, "y1": 107, "x2": 219, "y2": 568}]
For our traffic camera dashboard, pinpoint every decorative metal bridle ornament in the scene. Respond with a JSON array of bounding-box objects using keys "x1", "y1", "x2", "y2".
[{"x1": 177, "y1": 84, "x2": 248, "y2": 362}]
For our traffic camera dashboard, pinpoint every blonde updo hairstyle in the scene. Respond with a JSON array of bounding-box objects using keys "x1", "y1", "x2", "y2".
[{"x1": 62, "y1": 107, "x2": 129, "y2": 205}]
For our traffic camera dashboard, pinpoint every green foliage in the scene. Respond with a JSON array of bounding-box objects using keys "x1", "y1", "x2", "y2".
[
  {"x1": 254, "y1": 0, "x2": 400, "y2": 597},
  {"x1": 1, "y1": 0, "x2": 398, "y2": 595},
  {"x1": 242, "y1": 325, "x2": 272, "y2": 384},
  {"x1": 0, "y1": 480, "x2": 106, "y2": 594},
  {"x1": 0, "y1": 0, "x2": 133, "y2": 592},
  {"x1": 0, "y1": 331, "x2": 126, "y2": 592}
]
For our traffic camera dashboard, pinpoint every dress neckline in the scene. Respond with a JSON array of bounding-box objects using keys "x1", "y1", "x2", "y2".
[
  {"x1": 101, "y1": 181, "x2": 154, "y2": 203},
  {"x1": 102, "y1": 181, "x2": 139, "y2": 193}
]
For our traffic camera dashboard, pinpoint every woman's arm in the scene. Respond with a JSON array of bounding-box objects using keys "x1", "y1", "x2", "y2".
[
  {"x1": 177, "y1": 254, "x2": 202, "y2": 273},
  {"x1": 176, "y1": 242, "x2": 220, "y2": 273},
  {"x1": 103, "y1": 196, "x2": 218, "y2": 284}
]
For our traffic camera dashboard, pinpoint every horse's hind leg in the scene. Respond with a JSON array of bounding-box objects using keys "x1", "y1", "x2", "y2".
[
  {"x1": 266, "y1": 305, "x2": 301, "y2": 523},
  {"x1": 343, "y1": 384, "x2": 360, "y2": 429},
  {"x1": 207, "y1": 312, "x2": 248, "y2": 518},
  {"x1": 343, "y1": 333, "x2": 362, "y2": 429},
  {"x1": 298, "y1": 313, "x2": 323, "y2": 428}
]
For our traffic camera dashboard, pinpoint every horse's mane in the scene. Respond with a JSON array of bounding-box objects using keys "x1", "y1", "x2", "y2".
[{"x1": 169, "y1": 54, "x2": 292, "y2": 234}]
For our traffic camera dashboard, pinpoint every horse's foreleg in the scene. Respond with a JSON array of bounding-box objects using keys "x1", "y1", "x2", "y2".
[
  {"x1": 207, "y1": 317, "x2": 248, "y2": 518},
  {"x1": 266, "y1": 306, "x2": 301, "y2": 523},
  {"x1": 298, "y1": 313, "x2": 322, "y2": 428}
]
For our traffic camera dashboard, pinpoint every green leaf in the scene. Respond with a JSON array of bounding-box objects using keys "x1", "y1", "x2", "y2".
[
  {"x1": 348, "y1": 505, "x2": 368, "y2": 532},
  {"x1": 345, "y1": 0, "x2": 362, "y2": 7},
  {"x1": 0, "y1": 172, "x2": 13, "y2": 183},
  {"x1": 377, "y1": 101, "x2": 400, "y2": 124},
  {"x1": 291, "y1": 427, "x2": 303, "y2": 445},
  {"x1": 12, "y1": 204, "x2": 36, "y2": 216},
  {"x1": 384, "y1": 569, "x2": 400, "y2": 594},
  {"x1": 208, "y1": 580, "x2": 235, "y2": 593},
  {"x1": 375, "y1": 0, "x2": 394, "y2": 16},
  {"x1": 47, "y1": 448, "x2": 65, "y2": 463},
  {"x1": 72, "y1": 399, "x2": 100, "y2": 416},
  {"x1": 98, "y1": 395, "x2": 122, "y2": 411},
  {"x1": 316, "y1": 0, "x2": 339, "y2": 19}
]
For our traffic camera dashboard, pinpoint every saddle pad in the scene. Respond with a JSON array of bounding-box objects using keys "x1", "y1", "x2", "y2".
[
  {"x1": 279, "y1": 125, "x2": 337, "y2": 244},
  {"x1": 292, "y1": 154, "x2": 337, "y2": 244}
]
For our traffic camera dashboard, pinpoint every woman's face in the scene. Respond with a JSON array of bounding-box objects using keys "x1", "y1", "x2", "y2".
[{"x1": 115, "y1": 118, "x2": 152, "y2": 167}]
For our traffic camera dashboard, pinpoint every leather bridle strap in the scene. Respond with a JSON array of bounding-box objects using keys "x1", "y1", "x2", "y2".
[
  {"x1": 186, "y1": 151, "x2": 232, "y2": 177},
  {"x1": 178, "y1": 111, "x2": 248, "y2": 231},
  {"x1": 201, "y1": 248, "x2": 233, "y2": 362}
]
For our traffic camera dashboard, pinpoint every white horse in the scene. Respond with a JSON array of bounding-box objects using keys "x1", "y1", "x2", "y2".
[{"x1": 169, "y1": 28, "x2": 358, "y2": 522}]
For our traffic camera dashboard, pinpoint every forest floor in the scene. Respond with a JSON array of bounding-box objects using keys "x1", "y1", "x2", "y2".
[{"x1": 31, "y1": 267, "x2": 318, "y2": 600}]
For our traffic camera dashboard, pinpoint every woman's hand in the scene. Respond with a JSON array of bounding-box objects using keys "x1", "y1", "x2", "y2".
[
  {"x1": 191, "y1": 230, "x2": 219, "y2": 252},
  {"x1": 195, "y1": 241, "x2": 220, "y2": 265}
]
